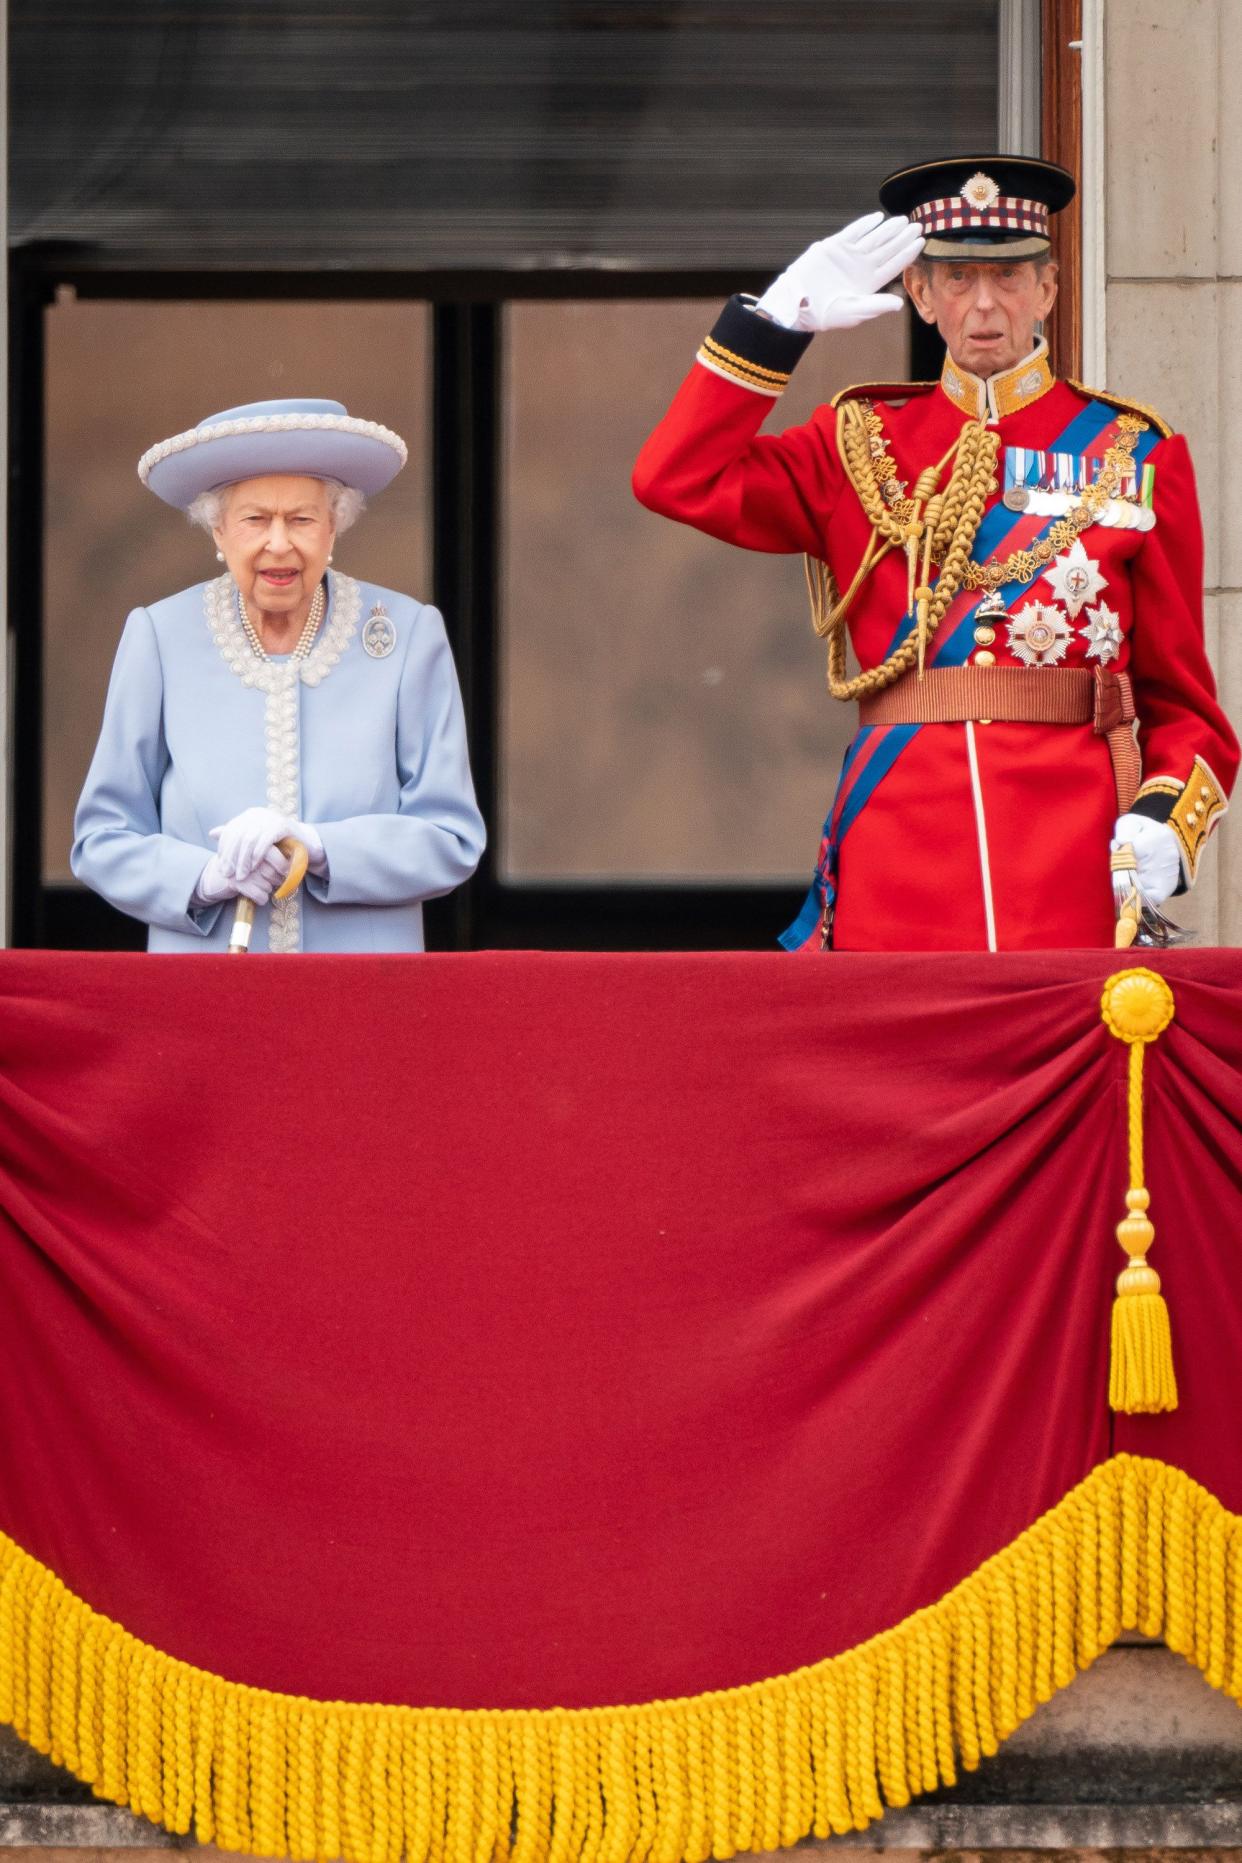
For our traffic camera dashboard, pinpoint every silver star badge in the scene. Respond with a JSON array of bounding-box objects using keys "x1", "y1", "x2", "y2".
[
  {"x1": 1044, "y1": 539, "x2": 1107, "y2": 618},
  {"x1": 1080, "y1": 600, "x2": 1123, "y2": 665},
  {"x1": 1007, "y1": 601, "x2": 1072, "y2": 667}
]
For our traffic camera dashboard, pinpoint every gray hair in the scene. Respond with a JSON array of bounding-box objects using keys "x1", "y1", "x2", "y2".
[{"x1": 187, "y1": 478, "x2": 365, "y2": 535}]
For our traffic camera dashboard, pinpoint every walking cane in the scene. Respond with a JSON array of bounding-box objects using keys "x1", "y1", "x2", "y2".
[{"x1": 227, "y1": 836, "x2": 309, "y2": 954}]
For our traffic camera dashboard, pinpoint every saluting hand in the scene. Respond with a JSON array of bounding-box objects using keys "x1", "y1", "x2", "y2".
[{"x1": 756, "y1": 212, "x2": 925, "y2": 333}]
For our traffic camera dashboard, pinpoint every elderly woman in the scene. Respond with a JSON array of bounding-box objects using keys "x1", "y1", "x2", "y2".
[{"x1": 72, "y1": 398, "x2": 485, "y2": 952}]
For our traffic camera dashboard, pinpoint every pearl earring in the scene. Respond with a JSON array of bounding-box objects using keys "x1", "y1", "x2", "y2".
[
  {"x1": 215, "y1": 551, "x2": 225, "y2": 563},
  {"x1": 327, "y1": 553, "x2": 334, "y2": 564}
]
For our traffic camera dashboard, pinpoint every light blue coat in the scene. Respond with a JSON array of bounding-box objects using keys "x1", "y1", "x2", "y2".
[{"x1": 71, "y1": 573, "x2": 486, "y2": 952}]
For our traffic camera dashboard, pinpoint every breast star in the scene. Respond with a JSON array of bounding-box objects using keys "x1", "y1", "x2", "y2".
[
  {"x1": 1045, "y1": 538, "x2": 1107, "y2": 618},
  {"x1": 1080, "y1": 600, "x2": 1123, "y2": 664},
  {"x1": 1007, "y1": 601, "x2": 1072, "y2": 666}
]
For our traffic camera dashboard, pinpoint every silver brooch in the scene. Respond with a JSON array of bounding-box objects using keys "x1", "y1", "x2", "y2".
[
  {"x1": 362, "y1": 604, "x2": 396, "y2": 659},
  {"x1": 1080, "y1": 600, "x2": 1123, "y2": 664},
  {"x1": 1007, "y1": 601, "x2": 1072, "y2": 666}
]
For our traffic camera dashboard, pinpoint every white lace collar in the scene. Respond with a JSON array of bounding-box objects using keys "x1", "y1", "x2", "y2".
[{"x1": 203, "y1": 570, "x2": 362, "y2": 691}]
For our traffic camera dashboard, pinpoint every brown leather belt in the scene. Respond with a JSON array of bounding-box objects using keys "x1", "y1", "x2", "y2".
[{"x1": 857, "y1": 665, "x2": 1140, "y2": 811}]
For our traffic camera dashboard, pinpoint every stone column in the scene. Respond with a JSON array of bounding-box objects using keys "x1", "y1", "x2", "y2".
[{"x1": 1102, "y1": 0, "x2": 1237, "y2": 941}]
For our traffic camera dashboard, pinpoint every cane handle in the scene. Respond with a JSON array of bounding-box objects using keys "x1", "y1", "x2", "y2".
[
  {"x1": 273, "y1": 836, "x2": 310, "y2": 899},
  {"x1": 226, "y1": 837, "x2": 309, "y2": 954}
]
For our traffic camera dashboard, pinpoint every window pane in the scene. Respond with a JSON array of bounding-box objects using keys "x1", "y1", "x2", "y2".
[
  {"x1": 42, "y1": 299, "x2": 430, "y2": 884},
  {"x1": 501, "y1": 299, "x2": 907, "y2": 882}
]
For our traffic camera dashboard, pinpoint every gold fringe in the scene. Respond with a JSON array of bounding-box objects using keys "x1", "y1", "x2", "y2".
[{"x1": 1, "y1": 1455, "x2": 1239, "y2": 1860}]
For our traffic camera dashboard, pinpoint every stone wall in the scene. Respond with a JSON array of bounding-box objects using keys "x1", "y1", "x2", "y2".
[{"x1": 1102, "y1": 0, "x2": 1239, "y2": 942}]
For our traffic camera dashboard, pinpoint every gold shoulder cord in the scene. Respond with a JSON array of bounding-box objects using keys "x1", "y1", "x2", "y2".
[
  {"x1": 806, "y1": 401, "x2": 1000, "y2": 701},
  {"x1": 807, "y1": 405, "x2": 1146, "y2": 701}
]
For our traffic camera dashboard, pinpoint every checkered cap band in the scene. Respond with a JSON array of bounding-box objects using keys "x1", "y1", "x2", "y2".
[{"x1": 911, "y1": 196, "x2": 1050, "y2": 237}]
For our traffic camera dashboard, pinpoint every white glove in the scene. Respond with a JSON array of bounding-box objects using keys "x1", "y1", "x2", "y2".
[
  {"x1": 1111, "y1": 814, "x2": 1182, "y2": 909},
  {"x1": 755, "y1": 212, "x2": 925, "y2": 332},
  {"x1": 209, "y1": 807, "x2": 326, "y2": 883},
  {"x1": 194, "y1": 849, "x2": 286, "y2": 910}
]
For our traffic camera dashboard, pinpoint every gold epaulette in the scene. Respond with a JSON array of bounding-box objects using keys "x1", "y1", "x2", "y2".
[
  {"x1": 830, "y1": 380, "x2": 937, "y2": 410},
  {"x1": 1065, "y1": 379, "x2": 1174, "y2": 439}
]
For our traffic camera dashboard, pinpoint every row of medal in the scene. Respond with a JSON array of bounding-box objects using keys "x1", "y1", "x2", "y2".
[
  {"x1": 1002, "y1": 447, "x2": 1157, "y2": 531},
  {"x1": 974, "y1": 539, "x2": 1122, "y2": 666}
]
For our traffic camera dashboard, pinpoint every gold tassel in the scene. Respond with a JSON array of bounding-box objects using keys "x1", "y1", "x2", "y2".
[
  {"x1": 905, "y1": 524, "x2": 920, "y2": 620},
  {"x1": 911, "y1": 485, "x2": 943, "y2": 679},
  {"x1": 1101, "y1": 969, "x2": 1178, "y2": 1414},
  {"x1": 914, "y1": 585, "x2": 934, "y2": 678}
]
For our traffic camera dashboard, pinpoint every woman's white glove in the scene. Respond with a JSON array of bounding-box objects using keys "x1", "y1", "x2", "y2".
[
  {"x1": 210, "y1": 807, "x2": 326, "y2": 883},
  {"x1": 194, "y1": 849, "x2": 286, "y2": 909},
  {"x1": 1110, "y1": 813, "x2": 1182, "y2": 909},
  {"x1": 755, "y1": 212, "x2": 925, "y2": 332}
]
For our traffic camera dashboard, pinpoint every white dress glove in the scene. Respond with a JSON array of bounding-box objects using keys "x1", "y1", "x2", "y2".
[
  {"x1": 1110, "y1": 813, "x2": 1182, "y2": 909},
  {"x1": 755, "y1": 212, "x2": 925, "y2": 332},
  {"x1": 194, "y1": 849, "x2": 286, "y2": 910},
  {"x1": 209, "y1": 807, "x2": 327, "y2": 883}
]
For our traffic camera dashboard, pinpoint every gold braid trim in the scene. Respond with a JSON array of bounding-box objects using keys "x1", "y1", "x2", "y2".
[
  {"x1": 1065, "y1": 379, "x2": 1173, "y2": 439},
  {"x1": 2, "y1": 1457, "x2": 1242, "y2": 1856},
  {"x1": 807, "y1": 402, "x2": 1000, "y2": 702}
]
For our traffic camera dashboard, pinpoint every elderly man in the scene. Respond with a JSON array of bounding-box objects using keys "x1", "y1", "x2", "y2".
[{"x1": 633, "y1": 156, "x2": 1237, "y2": 951}]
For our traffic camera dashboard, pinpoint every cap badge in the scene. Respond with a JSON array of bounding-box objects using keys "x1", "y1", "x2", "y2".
[
  {"x1": 1080, "y1": 600, "x2": 1123, "y2": 665},
  {"x1": 1045, "y1": 539, "x2": 1107, "y2": 617},
  {"x1": 1007, "y1": 601, "x2": 1071, "y2": 666},
  {"x1": 362, "y1": 604, "x2": 396, "y2": 659},
  {"x1": 961, "y1": 171, "x2": 1001, "y2": 213}
]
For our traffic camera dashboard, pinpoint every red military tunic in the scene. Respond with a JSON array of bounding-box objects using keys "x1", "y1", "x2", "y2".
[{"x1": 633, "y1": 297, "x2": 1238, "y2": 951}]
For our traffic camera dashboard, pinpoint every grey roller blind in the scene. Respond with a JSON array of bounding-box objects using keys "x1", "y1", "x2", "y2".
[{"x1": 10, "y1": 1, "x2": 998, "y2": 272}]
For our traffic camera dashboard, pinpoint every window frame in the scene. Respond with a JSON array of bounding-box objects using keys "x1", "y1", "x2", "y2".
[{"x1": 8, "y1": 255, "x2": 943, "y2": 952}]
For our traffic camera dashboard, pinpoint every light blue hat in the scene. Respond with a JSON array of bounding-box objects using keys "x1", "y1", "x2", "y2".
[{"x1": 138, "y1": 398, "x2": 408, "y2": 509}]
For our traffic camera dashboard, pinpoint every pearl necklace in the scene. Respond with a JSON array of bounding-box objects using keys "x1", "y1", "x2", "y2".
[{"x1": 236, "y1": 580, "x2": 326, "y2": 662}]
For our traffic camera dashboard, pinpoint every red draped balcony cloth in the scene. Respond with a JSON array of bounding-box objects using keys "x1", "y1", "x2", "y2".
[{"x1": 0, "y1": 950, "x2": 1239, "y2": 1860}]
